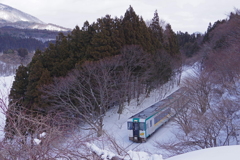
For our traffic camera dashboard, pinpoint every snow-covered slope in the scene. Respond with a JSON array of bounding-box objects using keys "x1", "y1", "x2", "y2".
[
  {"x1": 166, "y1": 145, "x2": 240, "y2": 160},
  {"x1": 0, "y1": 3, "x2": 70, "y2": 31},
  {"x1": 0, "y1": 3, "x2": 43, "y2": 24},
  {"x1": 0, "y1": 75, "x2": 14, "y2": 140}
]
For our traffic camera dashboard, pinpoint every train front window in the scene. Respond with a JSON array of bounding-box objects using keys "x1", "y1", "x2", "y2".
[
  {"x1": 139, "y1": 122, "x2": 145, "y2": 130},
  {"x1": 133, "y1": 122, "x2": 139, "y2": 130},
  {"x1": 127, "y1": 122, "x2": 133, "y2": 130}
]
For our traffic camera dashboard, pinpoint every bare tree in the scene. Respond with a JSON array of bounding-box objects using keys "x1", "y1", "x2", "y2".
[
  {"x1": 42, "y1": 58, "x2": 117, "y2": 137},
  {"x1": 156, "y1": 69, "x2": 240, "y2": 158},
  {"x1": 114, "y1": 45, "x2": 150, "y2": 113},
  {"x1": 1, "y1": 100, "x2": 100, "y2": 160},
  {"x1": 183, "y1": 70, "x2": 213, "y2": 114}
]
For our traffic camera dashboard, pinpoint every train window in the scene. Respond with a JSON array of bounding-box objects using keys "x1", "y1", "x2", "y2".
[
  {"x1": 139, "y1": 122, "x2": 145, "y2": 130},
  {"x1": 127, "y1": 122, "x2": 133, "y2": 130},
  {"x1": 150, "y1": 120, "x2": 152, "y2": 127},
  {"x1": 134, "y1": 122, "x2": 139, "y2": 130}
]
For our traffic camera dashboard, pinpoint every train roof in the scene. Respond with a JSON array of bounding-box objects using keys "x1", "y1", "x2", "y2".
[{"x1": 129, "y1": 87, "x2": 187, "y2": 120}]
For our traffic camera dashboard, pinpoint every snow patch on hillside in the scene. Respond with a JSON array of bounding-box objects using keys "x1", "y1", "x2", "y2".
[
  {"x1": 0, "y1": 75, "x2": 14, "y2": 140},
  {"x1": 32, "y1": 23, "x2": 70, "y2": 32}
]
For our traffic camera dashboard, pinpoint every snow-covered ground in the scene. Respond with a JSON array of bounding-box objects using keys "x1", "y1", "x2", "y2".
[
  {"x1": 166, "y1": 145, "x2": 240, "y2": 160},
  {"x1": 0, "y1": 64, "x2": 240, "y2": 160},
  {"x1": 0, "y1": 75, "x2": 14, "y2": 140}
]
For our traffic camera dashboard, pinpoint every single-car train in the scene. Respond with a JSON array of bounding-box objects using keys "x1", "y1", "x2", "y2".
[{"x1": 127, "y1": 87, "x2": 188, "y2": 142}]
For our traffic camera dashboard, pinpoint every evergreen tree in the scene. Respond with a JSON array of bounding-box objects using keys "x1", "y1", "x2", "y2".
[
  {"x1": 53, "y1": 33, "x2": 72, "y2": 76},
  {"x1": 9, "y1": 65, "x2": 29, "y2": 104},
  {"x1": 149, "y1": 10, "x2": 164, "y2": 52},
  {"x1": 24, "y1": 50, "x2": 45, "y2": 108},
  {"x1": 111, "y1": 17, "x2": 125, "y2": 54},
  {"x1": 122, "y1": 6, "x2": 139, "y2": 45},
  {"x1": 177, "y1": 31, "x2": 201, "y2": 57},
  {"x1": 164, "y1": 24, "x2": 180, "y2": 57},
  {"x1": 69, "y1": 25, "x2": 90, "y2": 61},
  {"x1": 122, "y1": 6, "x2": 152, "y2": 52},
  {"x1": 17, "y1": 48, "x2": 28, "y2": 58},
  {"x1": 36, "y1": 68, "x2": 52, "y2": 108},
  {"x1": 89, "y1": 15, "x2": 115, "y2": 60}
]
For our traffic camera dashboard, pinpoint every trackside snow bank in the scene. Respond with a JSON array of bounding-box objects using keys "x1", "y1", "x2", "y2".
[
  {"x1": 87, "y1": 143, "x2": 240, "y2": 160},
  {"x1": 165, "y1": 145, "x2": 240, "y2": 160},
  {"x1": 86, "y1": 143, "x2": 163, "y2": 160}
]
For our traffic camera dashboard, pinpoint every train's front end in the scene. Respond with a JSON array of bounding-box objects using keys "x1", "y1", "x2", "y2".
[{"x1": 127, "y1": 118, "x2": 146, "y2": 143}]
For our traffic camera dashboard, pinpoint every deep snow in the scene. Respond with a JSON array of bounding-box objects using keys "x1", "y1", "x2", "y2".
[
  {"x1": 0, "y1": 75, "x2": 14, "y2": 140},
  {"x1": 0, "y1": 64, "x2": 240, "y2": 160},
  {"x1": 166, "y1": 145, "x2": 240, "y2": 160}
]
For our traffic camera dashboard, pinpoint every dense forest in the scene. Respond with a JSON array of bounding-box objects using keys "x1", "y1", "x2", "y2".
[
  {"x1": 0, "y1": 26, "x2": 66, "y2": 53},
  {"x1": 0, "y1": 33, "x2": 45, "y2": 52}
]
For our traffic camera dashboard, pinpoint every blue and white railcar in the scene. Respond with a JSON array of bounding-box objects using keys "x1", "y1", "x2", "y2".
[
  {"x1": 127, "y1": 102, "x2": 173, "y2": 142},
  {"x1": 127, "y1": 88, "x2": 187, "y2": 142}
]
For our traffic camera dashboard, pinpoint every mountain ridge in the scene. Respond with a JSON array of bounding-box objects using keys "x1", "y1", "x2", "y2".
[{"x1": 0, "y1": 3, "x2": 71, "y2": 32}]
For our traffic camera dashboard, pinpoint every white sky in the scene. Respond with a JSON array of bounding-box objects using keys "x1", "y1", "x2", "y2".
[{"x1": 1, "y1": 0, "x2": 240, "y2": 33}]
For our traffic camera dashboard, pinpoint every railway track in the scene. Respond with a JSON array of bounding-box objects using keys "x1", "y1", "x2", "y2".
[{"x1": 124, "y1": 141, "x2": 142, "y2": 151}]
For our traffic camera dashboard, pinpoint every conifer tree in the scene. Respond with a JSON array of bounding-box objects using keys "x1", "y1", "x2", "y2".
[
  {"x1": 69, "y1": 25, "x2": 90, "y2": 61},
  {"x1": 79, "y1": 21, "x2": 96, "y2": 61},
  {"x1": 9, "y1": 65, "x2": 28, "y2": 104},
  {"x1": 36, "y1": 68, "x2": 52, "y2": 108},
  {"x1": 122, "y1": 6, "x2": 152, "y2": 52},
  {"x1": 149, "y1": 10, "x2": 164, "y2": 52},
  {"x1": 42, "y1": 33, "x2": 72, "y2": 77},
  {"x1": 89, "y1": 15, "x2": 115, "y2": 60},
  {"x1": 24, "y1": 50, "x2": 45, "y2": 108},
  {"x1": 164, "y1": 24, "x2": 180, "y2": 57},
  {"x1": 122, "y1": 6, "x2": 139, "y2": 45},
  {"x1": 111, "y1": 17, "x2": 125, "y2": 54},
  {"x1": 138, "y1": 17, "x2": 152, "y2": 52},
  {"x1": 53, "y1": 33, "x2": 73, "y2": 76}
]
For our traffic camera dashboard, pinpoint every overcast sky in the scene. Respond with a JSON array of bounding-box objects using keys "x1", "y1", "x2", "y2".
[{"x1": 1, "y1": 0, "x2": 240, "y2": 33}]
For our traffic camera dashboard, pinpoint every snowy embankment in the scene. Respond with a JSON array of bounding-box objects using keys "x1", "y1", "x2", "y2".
[
  {"x1": 166, "y1": 145, "x2": 240, "y2": 160},
  {"x1": 85, "y1": 143, "x2": 240, "y2": 160}
]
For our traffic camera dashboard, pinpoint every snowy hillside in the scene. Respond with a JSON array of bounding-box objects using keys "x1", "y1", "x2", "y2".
[
  {"x1": 0, "y1": 75, "x2": 14, "y2": 140},
  {"x1": 0, "y1": 3, "x2": 43, "y2": 24},
  {"x1": 0, "y1": 3, "x2": 70, "y2": 31}
]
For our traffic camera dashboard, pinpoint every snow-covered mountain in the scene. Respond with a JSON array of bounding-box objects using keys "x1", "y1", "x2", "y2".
[
  {"x1": 0, "y1": 3, "x2": 43, "y2": 24},
  {"x1": 0, "y1": 3, "x2": 70, "y2": 32}
]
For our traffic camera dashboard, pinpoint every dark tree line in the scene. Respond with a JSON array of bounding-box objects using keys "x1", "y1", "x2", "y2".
[
  {"x1": 6, "y1": 6, "x2": 181, "y2": 138},
  {"x1": 0, "y1": 32, "x2": 48, "y2": 52},
  {"x1": 177, "y1": 31, "x2": 202, "y2": 57}
]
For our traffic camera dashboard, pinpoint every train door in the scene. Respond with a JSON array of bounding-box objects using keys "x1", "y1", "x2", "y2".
[{"x1": 133, "y1": 121, "x2": 139, "y2": 141}]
